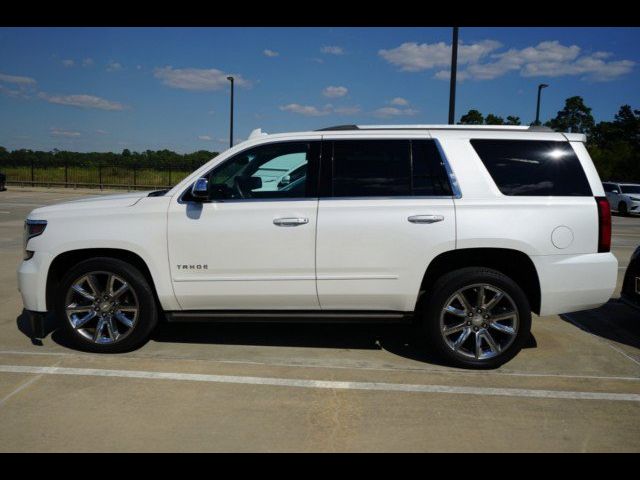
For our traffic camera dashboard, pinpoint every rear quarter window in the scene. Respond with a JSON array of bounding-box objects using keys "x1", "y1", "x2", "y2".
[{"x1": 470, "y1": 139, "x2": 593, "y2": 196}]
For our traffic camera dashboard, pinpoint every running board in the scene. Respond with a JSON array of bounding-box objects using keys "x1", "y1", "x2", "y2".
[{"x1": 164, "y1": 310, "x2": 414, "y2": 324}]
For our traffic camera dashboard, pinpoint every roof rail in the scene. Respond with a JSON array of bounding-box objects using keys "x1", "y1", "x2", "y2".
[
  {"x1": 318, "y1": 124, "x2": 556, "y2": 132},
  {"x1": 316, "y1": 124, "x2": 359, "y2": 131}
]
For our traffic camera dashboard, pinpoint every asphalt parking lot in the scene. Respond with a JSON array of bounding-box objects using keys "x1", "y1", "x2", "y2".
[{"x1": 0, "y1": 187, "x2": 639, "y2": 452}]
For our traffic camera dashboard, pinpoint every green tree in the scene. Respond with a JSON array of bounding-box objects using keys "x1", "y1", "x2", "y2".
[
  {"x1": 485, "y1": 114, "x2": 505, "y2": 125},
  {"x1": 545, "y1": 96, "x2": 595, "y2": 135},
  {"x1": 459, "y1": 109, "x2": 484, "y2": 125},
  {"x1": 505, "y1": 116, "x2": 521, "y2": 125}
]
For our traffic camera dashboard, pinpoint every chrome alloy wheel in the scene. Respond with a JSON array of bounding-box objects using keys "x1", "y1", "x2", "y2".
[
  {"x1": 439, "y1": 283, "x2": 519, "y2": 360},
  {"x1": 64, "y1": 271, "x2": 139, "y2": 344}
]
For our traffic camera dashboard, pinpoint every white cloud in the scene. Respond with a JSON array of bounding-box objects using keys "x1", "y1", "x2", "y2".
[
  {"x1": 334, "y1": 106, "x2": 361, "y2": 115},
  {"x1": 322, "y1": 85, "x2": 348, "y2": 98},
  {"x1": 62, "y1": 59, "x2": 75, "y2": 67},
  {"x1": 381, "y1": 39, "x2": 634, "y2": 82},
  {"x1": 379, "y1": 40, "x2": 501, "y2": 72},
  {"x1": 95, "y1": 129, "x2": 109, "y2": 135},
  {"x1": 154, "y1": 66, "x2": 250, "y2": 91},
  {"x1": 106, "y1": 61, "x2": 123, "y2": 72},
  {"x1": 321, "y1": 46, "x2": 345, "y2": 55},
  {"x1": 0, "y1": 73, "x2": 37, "y2": 85},
  {"x1": 82, "y1": 58, "x2": 94, "y2": 67},
  {"x1": 198, "y1": 135, "x2": 212, "y2": 141},
  {"x1": 39, "y1": 92, "x2": 128, "y2": 111},
  {"x1": 0, "y1": 72, "x2": 37, "y2": 98},
  {"x1": 280, "y1": 103, "x2": 330, "y2": 117},
  {"x1": 280, "y1": 103, "x2": 360, "y2": 117},
  {"x1": 389, "y1": 97, "x2": 409, "y2": 106},
  {"x1": 50, "y1": 127, "x2": 81, "y2": 137},
  {"x1": 263, "y1": 49, "x2": 279, "y2": 57},
  {"x1": 373, "y1": 106, "x2": 419, "y2": 118}
]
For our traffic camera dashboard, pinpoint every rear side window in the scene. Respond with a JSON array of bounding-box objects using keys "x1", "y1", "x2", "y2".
[
  {"x1": 470, "y1": 140, "x2": 592, "y2": 196},
  {"x1": 330, "y1": 139, "x2": 451, "y2": 197}
]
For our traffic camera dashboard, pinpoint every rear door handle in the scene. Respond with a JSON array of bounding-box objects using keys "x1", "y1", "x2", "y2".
[
  {"x1": 273, "y1": 217, "x2": 309, "y2": 227},
  {"x1": 408, "y1": 215, "x2": 444, "y2": 224}
]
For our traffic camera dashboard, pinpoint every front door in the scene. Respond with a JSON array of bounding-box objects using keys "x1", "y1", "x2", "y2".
[{"x1": 167, "y1": 140, "x2": 321, "y2": 310}]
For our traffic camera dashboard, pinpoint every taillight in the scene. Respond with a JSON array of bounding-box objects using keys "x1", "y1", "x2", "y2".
[{"x1": 595, "y1": 197, "x2": 611, "y2": 253}]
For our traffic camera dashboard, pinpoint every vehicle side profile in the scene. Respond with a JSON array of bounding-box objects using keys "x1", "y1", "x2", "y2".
[
  {"x1": 18, "y1": 124, "x2": 618, "y2": 368},
  {"x1": 603, "y1": 181, "x2": 640, "y2": 215}
]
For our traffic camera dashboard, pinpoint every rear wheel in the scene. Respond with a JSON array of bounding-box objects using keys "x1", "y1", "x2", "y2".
[
  {"x1": 619, "y1": 201, "x2": 628, "y2": 215},
  {"x1": 54, "y1": 257, "x2": 158, "y2": 353},
  {"x1": 421, "y1": 267, "x2": 531, "y2": 369}
]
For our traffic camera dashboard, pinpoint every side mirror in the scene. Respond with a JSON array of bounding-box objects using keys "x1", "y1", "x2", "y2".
[
  {"x1": 612, "y1": 189, "x2": 619, "y2": 194},
  {"x1": 191, "y1": 177, "x2": 210, "y2": 200},
  {"x1": 278, "y1": 175, "x2": 291, "y2": 188}
]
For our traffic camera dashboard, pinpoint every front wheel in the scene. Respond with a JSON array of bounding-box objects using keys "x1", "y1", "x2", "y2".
[
  {"x1": 54, "y1": 257, "x2": 158, "y2": 353},
  {"x1": 421, "y1": 267, "x2": 532, "y2": 369},
  {"x1": 619, "y1": 202, "x2": 628, "y2": 215}
]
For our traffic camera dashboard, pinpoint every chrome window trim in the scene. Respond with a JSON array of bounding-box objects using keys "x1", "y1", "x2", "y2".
[
  {"x1": 433, "y1": 138, "x2": 462, "y2": 199},
  {"x1": 177, "y1": 137, "x2": 462, "y2": 204}
]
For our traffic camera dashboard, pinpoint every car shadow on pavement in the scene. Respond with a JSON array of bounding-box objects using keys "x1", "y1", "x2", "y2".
[
  {"x1": 150, "y1": 321, "x2": 537, "y2": 368},
  {"x1": 560, "y1": 299, "x2": 640, "y2": 350}
]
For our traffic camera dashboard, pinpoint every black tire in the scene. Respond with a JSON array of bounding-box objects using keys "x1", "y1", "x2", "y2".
[
  {"x1": 619, "y1": 202, "x2": 628, "y2": 215},
  {"x1": 54, "y1": 257, "x2": 158, "y2": 353},
  {"x1": 420, "y1": 267, "x2": 532, "y2": 369}
]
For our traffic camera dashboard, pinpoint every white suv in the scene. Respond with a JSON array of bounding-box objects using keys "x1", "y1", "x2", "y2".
[
  {"x1": 603, "y1": 181, "x2": 640, "y2": 215},
  {"x1": 18, "y1": 124, "x2": 618, "y2": 368}
]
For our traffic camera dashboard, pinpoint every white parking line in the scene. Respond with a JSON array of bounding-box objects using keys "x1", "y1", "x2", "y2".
[
  {"x1": 1, "y1": 349, "x2": 639, "y2": 382},
  {"x1": 1, "y1": 364, "x2": 639, "y2": 402}
]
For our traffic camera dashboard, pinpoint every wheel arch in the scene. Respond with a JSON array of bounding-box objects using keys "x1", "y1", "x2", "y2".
[
  {"x1": 419, "y1": 248, "x2": 541, "y2": 315},
  {"x1": 46, "y1": 248, "x2": 160, "y2": 312}
]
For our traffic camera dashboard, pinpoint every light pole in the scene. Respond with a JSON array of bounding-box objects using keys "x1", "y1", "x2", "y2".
[
  {"x1": 227, "y1": 76, "x2": 234, "y2": 148},
  {"x1": 534, "y1": 83, "x2": 549, "y2": 126},
  {"x1": 448, "y1": 26, "x2": 459, "y2": 125}
]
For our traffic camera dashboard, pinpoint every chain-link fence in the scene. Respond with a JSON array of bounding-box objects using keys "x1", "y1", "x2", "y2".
[{"x1": 0, "y1": 161, "x2": 200, "y2": 190}]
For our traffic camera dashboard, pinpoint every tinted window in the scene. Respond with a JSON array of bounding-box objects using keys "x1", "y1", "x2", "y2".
[
  {"x1": 471, "y1": 140, "x2": 592, "y2": 196},
  {"x1": 332, "y1": 140, "x2": 411, "y2": 197},
  {"x1": 621, "y1": 185, "x2": 640, "y2": 194},
  {"x1": 183, "y1": 141, "x2": 318, "y2": 201},
  {"x1": 412, "y1": 140, "x2": 453, "y2": 196},
  {"x1": 602, "y1": 183, "x2": 614, "y2": 193},
  {"x1": 330, "y1": 139, "x2": 452, "y2": 197}
]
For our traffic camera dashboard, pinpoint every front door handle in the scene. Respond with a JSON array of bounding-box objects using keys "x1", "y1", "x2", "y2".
[
  {"x1": 408, "y1": 215, "x2": 444, "y2": 224},
  {"x1": 273, "y1": 217, "x2": 309, "y2": 227}
]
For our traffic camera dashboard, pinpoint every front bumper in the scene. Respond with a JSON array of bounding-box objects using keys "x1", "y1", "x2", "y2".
[
  {"x1": 532, "y1": 252, "x2": 618, "y2": 316},
  {"x1": 628, "y1": 200, "x2": 640, "y2": 214},
  {"x1": 17, "y1": 251, "x2": 54, "y2": 313}
]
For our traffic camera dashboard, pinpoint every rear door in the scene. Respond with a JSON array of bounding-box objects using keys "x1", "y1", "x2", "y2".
[{"x1": 315, "y1": 136, "x2": 456, "y2": 312}]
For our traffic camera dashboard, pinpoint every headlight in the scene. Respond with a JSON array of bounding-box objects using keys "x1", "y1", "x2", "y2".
[{"x1": 23, "y1": 219, "x2": 47, "y2": 260}]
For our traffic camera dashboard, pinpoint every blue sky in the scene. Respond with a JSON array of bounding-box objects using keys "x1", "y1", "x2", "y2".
[{"x1": 1, "y1": 27, "x2": 639, "y2": 153}]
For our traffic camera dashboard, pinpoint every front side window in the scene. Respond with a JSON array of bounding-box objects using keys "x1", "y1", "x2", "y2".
[
  {"x1": 602, "y1": 183, "x2": 614, "y2": 193},
  {"x1": 186, "y1": 141, "x2": 318, "y2": 201},
  {"x1": 470, "y1": 139, "x2": 593, "y2": 196},
  {"x1": 329, "y1": 139, "x2": 452, "y2": 198}
]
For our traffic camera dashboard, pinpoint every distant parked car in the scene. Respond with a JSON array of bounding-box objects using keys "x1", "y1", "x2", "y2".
[
  {"x1": 621, "y1": 244, "x2": 640, "y2": 312},
  {"x1": 0, "y1": 172, "x2": 6, "y2": 191},
  {"x1": 603, "y1": 182, "x2": 640, "y2": 215}
]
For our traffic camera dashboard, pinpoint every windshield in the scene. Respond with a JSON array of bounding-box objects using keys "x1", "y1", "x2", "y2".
[{"x1": 621, "y1": 185, "x2": 640, "y2": 194}]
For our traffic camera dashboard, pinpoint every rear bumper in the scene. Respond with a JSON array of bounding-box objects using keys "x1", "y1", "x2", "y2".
[
  {"x1": 17, "y1": 251, "x2": 54, "y2": 313},
  {"x1": 532, "y1": 252, "x2": 618, "y2": 316}
]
